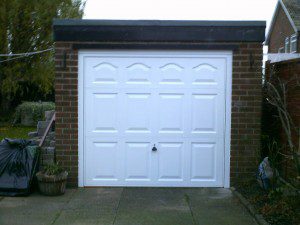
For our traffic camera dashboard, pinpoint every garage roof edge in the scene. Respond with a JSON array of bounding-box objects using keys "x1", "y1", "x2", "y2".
[
  {"x1": 53, "y1": 19, "x2": 266, "y2": 27},
  {"x1": 53, "y1": 19, "x2": 266, "y2": 42}
]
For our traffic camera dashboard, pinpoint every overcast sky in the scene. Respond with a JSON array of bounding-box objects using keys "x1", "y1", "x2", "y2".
[{"x1": 84, "y1": 0, "x2": 278, "y2": 31}]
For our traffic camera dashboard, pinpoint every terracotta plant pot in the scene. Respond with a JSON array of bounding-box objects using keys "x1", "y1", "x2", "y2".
[{"x1": 36, "y1": 171, "x2": 68, "y2": 196}]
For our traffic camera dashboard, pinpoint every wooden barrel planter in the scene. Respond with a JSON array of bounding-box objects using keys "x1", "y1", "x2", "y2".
[{"x1": 36, "y1": 171, "x2": 68, "y2": 196}]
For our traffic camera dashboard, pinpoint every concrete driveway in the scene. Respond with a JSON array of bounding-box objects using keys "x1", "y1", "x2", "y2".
[{"x1": 0, "y1": 188, "x2": 257, "y2": 225}]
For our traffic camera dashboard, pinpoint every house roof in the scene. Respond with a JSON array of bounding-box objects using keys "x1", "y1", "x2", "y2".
[
  {"x1": 282, "y1": 0, "x2": 300, "y2": 30},
  {"x1": 266, "y1": 0, "x2": 300, "y2": 44},
  {"x1": 53, "y1": 19, "x2": 266, "y2": 42}
]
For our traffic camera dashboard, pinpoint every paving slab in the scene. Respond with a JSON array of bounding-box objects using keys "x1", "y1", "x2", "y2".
[
  {"x1": 0, "y1": 189, "x2": 77, "y2": 225},
  {"x1": 63, "y1": 187, "x2": 122, "y2": 211},
  {"x1": 53, "y1": 188, "x2": 123, "y2": 225},
  {"x1": 184, "y1": 188, "x2": 257, "y2": 225},
  {"x1": 114, "y1": 188, "x2": 194, "y2": 225},
  {"x1": 52, "y1": 208, "x2": 116, "y2": 225}
]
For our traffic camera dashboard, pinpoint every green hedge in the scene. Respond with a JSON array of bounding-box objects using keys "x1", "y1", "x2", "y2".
[{"x1": 14, "y1": 102, "x2": 55, "y2": 126}]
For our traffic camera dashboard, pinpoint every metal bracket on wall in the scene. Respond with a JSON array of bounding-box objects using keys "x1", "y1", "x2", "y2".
[
  {"x1": 62, "y1": 51, "x2": 67, "y2": 69},
  {"x1": 249, "y1": 52, "x2": 254, "y2": 70}
]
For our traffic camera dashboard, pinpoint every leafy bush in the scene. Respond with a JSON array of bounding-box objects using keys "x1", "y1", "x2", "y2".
[{"x1": 14, "y1": 101, "x2": 55, "y2": 126}]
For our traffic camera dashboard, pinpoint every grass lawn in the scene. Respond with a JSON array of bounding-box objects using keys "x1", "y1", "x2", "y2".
[{"x1": 0, "y1": 125, "x2": 35, "y2": 140}]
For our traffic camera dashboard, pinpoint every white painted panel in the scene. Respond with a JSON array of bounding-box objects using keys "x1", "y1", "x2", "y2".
[
  {"x1": 192, "y1": 63, "x2": 218, "y2": 85},
  {"x1": 191, "y1": 94, "x2": 217, "y2": 133},
  {"x1": 91, "y1": 93, "x2": 118, "y2": 134},
  {"x1": 86, "y1": 142, "x2": 118, "y2": 183},
  {"x1": 126, "y1": 63, "x2": 151, "y2": 85},
  {"x1": 158, "y1": 143, "x2": 183, "y2": 181},
  {"x1": 190, "y1": 58, "x2": 225, "y2": 87},
  {"x1": 159, "y1": 63, "x2": 184, "y2": 85},
  {"x1": 124, "y1": 93, "x2": 152, "y2": 134},
  {"x1": 125, "y1": 142, "x2": 151, "y2": 181},
  {"x1": 191, "y1": 143, "x2": 216, "y2": 180},
  {"x1": 85, "y1": 60, "x2": 119, "y2": 86},
  {"x1": 158, "y1": 94, "x2": 184, "y2": 134}
]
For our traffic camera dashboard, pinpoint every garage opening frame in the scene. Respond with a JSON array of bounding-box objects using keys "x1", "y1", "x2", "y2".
[{"x1": 77, "y1": 50, "x2": 232, "y2": 188}]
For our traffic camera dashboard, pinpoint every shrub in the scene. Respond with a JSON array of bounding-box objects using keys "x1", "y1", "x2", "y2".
[
  {"x1": 42, "y1": 162, "x2": 64, "y2": 176},
  {"x1": 261, "y1": 199, "x2": 294, "y2": 225},
  {"x1": 14, "y1": 101, "x2": 55, "y2": 126}
]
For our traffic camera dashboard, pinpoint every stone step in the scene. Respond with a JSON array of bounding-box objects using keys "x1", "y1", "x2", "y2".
[
  {"x1": 37, "y1": 121, "x2": 50, "y2": 136},
  {"x1": 29, "y1": 136, "x2": 40, "y2": 142},
  {"x1": 45, "y1": 110, "x2": 55, "y2": 121},
  {"x1": 28, "y1": 131, "x2": 38, "y2": 138}
]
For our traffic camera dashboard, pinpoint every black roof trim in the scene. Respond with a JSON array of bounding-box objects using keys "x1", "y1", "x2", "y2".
[
  {"x1": 53, "y1": 19, "x2": 266, "y2": 27},
  {"x1": 72, "y1": 43, "x2": 239, "y2": 51},
  {"x1": 53, "y1": 19, "x2": 266, "y2": 42}
]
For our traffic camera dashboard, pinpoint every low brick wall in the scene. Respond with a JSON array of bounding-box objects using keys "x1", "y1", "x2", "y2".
[{"x1": 55, "y1": 42, "x2": 263, "y2": 187}]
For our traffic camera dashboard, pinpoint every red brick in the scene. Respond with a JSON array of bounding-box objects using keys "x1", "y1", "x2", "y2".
[{"x1": 55, "y1": 41, "x2": 263, "y2": 186}]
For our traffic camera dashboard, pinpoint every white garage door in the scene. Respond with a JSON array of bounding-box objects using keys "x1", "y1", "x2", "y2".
[{"x1": 79, "y1": 50, "x2": 231, "y2": 187}]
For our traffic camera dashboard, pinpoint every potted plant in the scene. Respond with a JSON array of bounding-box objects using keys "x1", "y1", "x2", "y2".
[{"x1": 36, "y1": 162, "x2": 68, "y2": 196}]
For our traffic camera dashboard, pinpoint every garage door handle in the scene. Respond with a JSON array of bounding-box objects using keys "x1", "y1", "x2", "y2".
[{"x1": 152, "y1": 144, "x2": 157, "y2": 152}]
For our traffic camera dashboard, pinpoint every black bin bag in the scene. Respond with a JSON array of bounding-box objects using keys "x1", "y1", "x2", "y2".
[{"x1": 0, "y1": 139, "x2": 40, "y2": 196}]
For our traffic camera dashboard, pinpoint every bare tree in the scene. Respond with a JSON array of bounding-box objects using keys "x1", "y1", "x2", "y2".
[{"x1": 265, "y1": 66, "x2": 300, "y2": 181}]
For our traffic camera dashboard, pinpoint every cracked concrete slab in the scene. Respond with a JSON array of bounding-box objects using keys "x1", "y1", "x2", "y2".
[
  {"x1": 0, "y1": 189, "x2": 76, "y2": 225},
  {"x1": 183, "y1": 188, "x2": 257, "y2": 225},
  {"x1": 0, "y1": 188, "x2": 258, "y2": 225},
  {"x1": 52, "y1": 188, "x2": 123, "y2": 225},
  {"x1": 113, "y1": 188, "x2": 195, "y2": 225}
]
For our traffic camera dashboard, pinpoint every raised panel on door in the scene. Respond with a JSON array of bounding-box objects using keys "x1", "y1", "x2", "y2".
[
  {"x1": 125, "y1": 142, "x2": 151, "y2": 181},
  {"x1": 85, "y1": 92, "x2": 119, "y2": 135},
  {"x1": 190, "y1": 143, "x2": 216, "y2": 181},
  {"x1": 159, "y1": 63, "x2": 185, "y2": 85},
  {"x1": 192, "y1": 63, "x2": 217, "y2": 85},
  {"x1": 125, "y1": 63, "x2": 152, "y2": 85},
  {"x1": 157, "y1": 142, "x2": 184, "y2": 181},
  {"x1": 157, "y1": 93, "x2": 185, "y2": 135},
  {"x1": 85, "y1": 142, "x2": 119, "y2": 185},
  {"x1": 190, "y1": 58, "x2": 225, "y2": 88},
  {"x1": 124, "y1": 93, "x2": 152, "y2": 135},
  {"x1": 84, "y1": 59, "x2": 119, "y2": 88},
  {"x1": 191, "y1": 94, "x2": 217, "y2": 134}
]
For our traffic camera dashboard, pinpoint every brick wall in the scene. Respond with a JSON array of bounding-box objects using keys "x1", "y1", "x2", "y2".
[
  {"x1": 55, "y1": 43, "x2": 79, "y2": 186},
  {"x1": 231, "y1": 43, "x2": 263, "y2": 182},
  {"x1": 54, "y1": 42, "x2": 263, "y2": 187},
  {"x1": 268, "y1": 4, "x2": 295, "y2": 53}
]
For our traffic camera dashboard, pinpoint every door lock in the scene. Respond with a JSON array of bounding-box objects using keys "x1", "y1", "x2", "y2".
[{"x1": 152, "y1": 144, "x2": 157, "y2": 152}]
